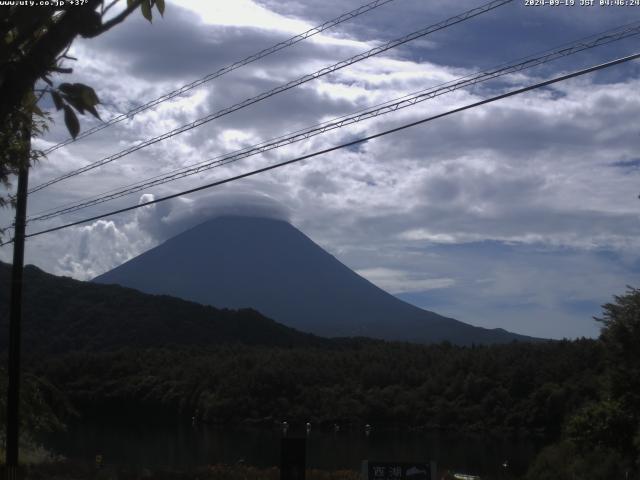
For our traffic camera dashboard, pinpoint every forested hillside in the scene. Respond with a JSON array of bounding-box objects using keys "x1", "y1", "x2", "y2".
[{"x1": 0, "y1": 262, "x2": 325, "y2": 352}]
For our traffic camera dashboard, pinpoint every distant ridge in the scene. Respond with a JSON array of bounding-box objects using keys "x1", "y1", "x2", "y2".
[
  {"x1": 94, "y1": 216, "x2": 537, "y2": 345},
  {"x1": 0, "y1": 261, "x2": 325, "y2": 353}
]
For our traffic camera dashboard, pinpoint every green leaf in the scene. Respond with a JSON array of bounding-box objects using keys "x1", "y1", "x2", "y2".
[
  {"x1": 58, "y1": 83, "x2": 75, "y2": 95},
  {"x1": 86, "y1": 104, "x2": 101, "y2": 121},
  {"x1": 23, "y1": 90, "x2": 45, "y2": 118},
  {"x1": 141, "y1": 0, "x2": 152, "y2": 22},
  {"x1": 57, "y1": 83, "x2": 99, "y2": 114},
  {"x1": 4, "y1": 29, "x2": 15, "y2": 44},
  {"x1": 32, "y1": 103, "x2": 44, "y2": 118},
  {"x1": 63, "y1": 105, "x2": 80, "y2": 139},
  {"x1": 63, "y1": 94, "x2": 85, "y2": 114},
  {"x1": 78, "y1": 84, "x2": 99, "y2": 107},
  {"x1": 51, "y1": 91, "x2": 64, "y2": 111},
  {"x1": 25, "y1": 90, "x2": 37, "y2": 107},
  {"x1": 155, "y1": 0, "x2": 165, "y2": 16}
]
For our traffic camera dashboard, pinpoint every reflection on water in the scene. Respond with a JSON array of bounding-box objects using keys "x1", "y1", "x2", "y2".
[{"x1": 42, "y1": 420, "x2": 540, "y2": 477}]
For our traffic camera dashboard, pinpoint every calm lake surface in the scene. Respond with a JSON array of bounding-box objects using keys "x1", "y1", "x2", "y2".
[{"x1": 43, "y1": 421, "x2": 541, "y2": 477}]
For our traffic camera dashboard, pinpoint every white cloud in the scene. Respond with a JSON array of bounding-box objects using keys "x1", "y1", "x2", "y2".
[
  {"x1": 175, "y1": 0, "x2": 311, "y2": 31},
  {"x1": 357, "y1": 267, "x2": 455, "y2": 293}
]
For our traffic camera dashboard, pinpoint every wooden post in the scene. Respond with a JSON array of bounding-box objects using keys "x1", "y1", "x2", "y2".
[{"x1": 4, "y1": 124, "x2": 30, "y2": 477}]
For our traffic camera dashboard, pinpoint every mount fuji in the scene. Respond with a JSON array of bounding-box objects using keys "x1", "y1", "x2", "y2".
[{"x1": 94, "y1": 216, "x2": 535, "y2": 345}]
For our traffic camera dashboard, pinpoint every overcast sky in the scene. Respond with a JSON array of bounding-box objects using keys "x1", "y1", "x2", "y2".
[{"x1": 2, "y1": 0, "x2": 640, "y2": 339}]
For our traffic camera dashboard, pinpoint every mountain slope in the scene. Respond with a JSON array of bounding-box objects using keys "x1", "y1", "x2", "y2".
[
  {"x1": 0, "y1": 261, "x2": 325, "y2": 353},
  {"x1": 94, "y1": 216, "x2": 535, "y2": 345}
]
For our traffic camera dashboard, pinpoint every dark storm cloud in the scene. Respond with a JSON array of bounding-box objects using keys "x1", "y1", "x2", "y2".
[
  {"x1": 611, "y1": 158, "x2": 640, "y2": 169},
  {"x1": 255, "y1": 0, "x2": 634, "y2": 66}
]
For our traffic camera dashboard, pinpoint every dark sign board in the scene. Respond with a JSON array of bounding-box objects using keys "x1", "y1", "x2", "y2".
[
  {"x1": 363, "y1": 461, "x2": 433, "y2": 480},
  {"x1": 280, "y1": 437, "x2": 306, "y2": 480}
]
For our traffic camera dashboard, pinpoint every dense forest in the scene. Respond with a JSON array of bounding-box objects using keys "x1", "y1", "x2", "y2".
[
  {"x1": 7, "y1": 335, "x2": 634, "y2": 478},
  {"x1": 26, "y1": 340, "x2": 601, "y2": 437}
]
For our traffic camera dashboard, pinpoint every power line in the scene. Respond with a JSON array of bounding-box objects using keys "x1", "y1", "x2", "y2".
[
  {"x1": 29, "y1": 21, "x2": 640, "y2": 220},
  {"x1": 29, "y1": 0, "x2": 513, "y2": 194},
  {"x1": 12, "y1": 51, "x2": 638, "y2": 243},
  {"x1": 26, "y1": 21, "x2": 640, "y2": 223},
  {"x1": 42, "y1": 0, "x2": 398, "y2": 155}
]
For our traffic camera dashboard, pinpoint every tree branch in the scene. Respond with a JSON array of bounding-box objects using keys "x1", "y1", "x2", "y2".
[
  {"x1": 83, "y1": 0, "x2": 142, "y2": 38},
  {"x1": 102, "y1": 0, "x2": 119, "y2": 15},
  {"x1": 0, "y1": 3, "x2": 100, "y2": 122}
]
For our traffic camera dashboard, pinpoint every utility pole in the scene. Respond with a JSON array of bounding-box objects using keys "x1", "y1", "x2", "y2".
[{"x1": 4, "y1": 123, "x2": 30, "y2": 479}]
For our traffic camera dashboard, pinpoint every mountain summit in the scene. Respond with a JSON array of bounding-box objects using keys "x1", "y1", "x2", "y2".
[{"x1": 94, "y1": 216, "x2": 534, "y2": 344}]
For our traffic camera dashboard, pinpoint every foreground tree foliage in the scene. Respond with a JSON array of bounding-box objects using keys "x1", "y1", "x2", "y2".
[
  {"x1": 0, "y1": 366, "x2": 70, "y2": 436},
  {"x1": 0, "y1": 0, "x2": 165, "y2": 211},
  {"x1": 0, "y1": 365, "x2": 73, "y2": 463},
  {"x1": 524, "y1": 287, "x2": 640, "y2": 479},
  {"x1": 598, "y1": 288, "x2": 640, "y2": 422},
  {"x1": 524, "y1": 440, "x2": 627, "y2": 480}
]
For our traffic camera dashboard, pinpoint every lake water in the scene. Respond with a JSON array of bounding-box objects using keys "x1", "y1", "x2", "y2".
[{"x1": 42, "y1": 420, "x2": 541, "y2": 477}]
